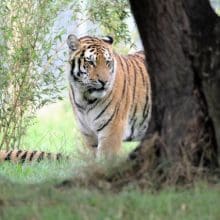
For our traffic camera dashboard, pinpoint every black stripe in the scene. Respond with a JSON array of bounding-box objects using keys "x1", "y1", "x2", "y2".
[
  {"x1": 29, "y1": 150, "x2": 37, "y2": 161},
  {"x1": 118, "y1": 55, "x2": 124, "y2": 68},
  {"x1": 86, "y1": 99, "x2": 101, "y2": 112},
  {"x1": 97, "y1": 103, "x2": 120, "y2": 132},
  {"x1": 124, "y1": 79, "x2": 130, "y2": 109},
  {"x1": 137, "y1": 62, "x2": 146, "y2": 85},
  {"x1": 70, "y1": 86, "x2": 84, "y2": 111},
  {"x1": 73, "y1": 75, "x2": 80, "y2": 82},
  {"x1": 127, "y1": 104, "x2": 138, "y2": 141},
  {"x1": 121, "y1": 72, "x2": 126, "y2": 98},
  {"x1": 47, "y1": 153, "x2": 52, "y2": 160},
  {"x1": 56, "y1": 153, "x2": 62, "y2": 160},
  {"x1": 37, "y1": 152, "x2": 44, "y2": 162},
  {"x1": 78, "y1": 58, "x2": 81, "y2": 71},
  {"x1": 87, "y1": 98, "x2": 100, "y2": 112},
  {"x1": 117, "y1": 56, "x2": 127, "y2": 103},
  {"x1": 73, "y1": 94, "x2": 84, "y2": 110},
  {"x1": 72, "y1": 58, "x2": 81, "y2": 80},
  {"x1": 87, "y1": 91, "x2": 112, "y2": 113},
  {"x1": 71, "y1": 59, "x2": 75, "y2": 75},
  {"x1": 80, "y1": 50, "x2": 85, "y2": 58},
  {"x1": 129, "y1": 118, "x2": 137, "y2": 140},
  {"x1": 131, "y1": 59, "x2": 137, "y2": 102},
  {"x1": 142, "y1": 77, "x2": 151, "y2": 119},
  {"x1": 133, "y1": 53, "x2": 147, "y2": 86},
  {"x1": 78, "y1": 116, "x2": 86, "y2": 128},
  {"x1": 84, "y1": 97, "x2": 97, "y2": 105},
  {"x1": 142, "y1": 96, "x2": 149, "y2": 118},
  {"x1": 94, "y1": 97, "x2": 113, "y2": 121},
  {"x1": 5, "y1": 150, "x2": 13, "y2": 161},
  {"x1": 20, "y1": 151, "x2": 28, "y2": 163},
  {"x1": 136, "y1": 51, "x2": 145, "y2": 60},
  {"x1": 16, "y1": 150, "x2": 23, "y2": 158},
  {"x1": 131, "y1": 105, "x2": 137, "y2": 122},
  {"x1": 140, "y1": 103, "x2": 151, "y2": 127},
  {"x1": 78, "y1": 58, "x2": 86, "y2": 74},
  {"x1": 124, "y1": 57, "x2": 131, "y2": 85}
]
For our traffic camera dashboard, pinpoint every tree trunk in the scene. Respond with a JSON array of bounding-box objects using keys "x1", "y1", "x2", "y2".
[{"x1": 129, "y1": 0, "x2": 220, "y2": 166}]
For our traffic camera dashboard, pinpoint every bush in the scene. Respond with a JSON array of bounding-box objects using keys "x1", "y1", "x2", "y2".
[
  {"x1": 0, "y1": 0, "x2": 71, "y2": 149},
  {"x1": 0, "y1": 0, "x2": 132, "y2": 150}
]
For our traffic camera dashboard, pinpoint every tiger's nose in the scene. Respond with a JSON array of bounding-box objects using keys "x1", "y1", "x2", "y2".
[{"x1": 98, "y1": 80, "x2": 107, "y2": 88}]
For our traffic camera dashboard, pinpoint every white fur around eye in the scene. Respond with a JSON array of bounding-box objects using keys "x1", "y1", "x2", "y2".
[
  {"x1": 85, "y1": 50, "x2": 96, "y2": 61},
  {"x1": 104, "y1": 50, "x2": 111, "y2": 61}
]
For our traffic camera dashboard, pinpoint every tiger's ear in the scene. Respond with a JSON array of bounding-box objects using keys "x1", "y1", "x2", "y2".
[
  {"x1": 67, "y1": 34, "x2": 80, "y2": 51},
  {"x1": 102, "y1": 36, "x2": 114, "y2": 45}
]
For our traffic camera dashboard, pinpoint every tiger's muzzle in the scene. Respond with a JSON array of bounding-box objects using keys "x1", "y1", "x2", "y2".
[{"x1": 85, "y1": 80, "x2": 110, "y2": 99}]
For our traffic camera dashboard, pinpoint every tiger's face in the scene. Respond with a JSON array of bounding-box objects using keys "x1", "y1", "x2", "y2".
[{"x1": 67, "y1": 34, "x2": 116, "y2": 99}]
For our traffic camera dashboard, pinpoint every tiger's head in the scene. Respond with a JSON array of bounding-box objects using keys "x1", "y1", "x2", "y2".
[{"x1": 67, "y1": 34, "x2": 116, "y2": 99}]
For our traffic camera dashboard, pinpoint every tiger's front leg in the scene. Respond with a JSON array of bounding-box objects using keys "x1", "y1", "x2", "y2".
[
  {"x1": 81, "y1": 133, "x2": 98, "y2": 157},
  {"x1": 96, "y1": 121, "x2": 124, "y2": 158}
]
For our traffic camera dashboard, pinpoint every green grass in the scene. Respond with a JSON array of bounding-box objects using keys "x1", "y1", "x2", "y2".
[
  {"x1": 0, "y1": 100, "x2": 220, "y2": 220},
  {"x1": 0, "y1": 100, "x2": 79, "y2": 183},
  {"x1": 0, "y1": 179, "x2": 219, "y2": 220},
  {"x1": 21, "y1": 100, "x2": 81, "y2": 153}
]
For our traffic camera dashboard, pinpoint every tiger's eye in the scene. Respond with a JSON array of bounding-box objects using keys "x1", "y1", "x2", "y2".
[
  {"x1": 106, "y1": 60, "x2": 112, "y2": 65},
  {"x1": 87, "y1": 60, "x2": 95, "y2": 67}
]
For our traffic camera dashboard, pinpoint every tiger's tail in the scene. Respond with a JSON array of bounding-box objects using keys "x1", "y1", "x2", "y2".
[{"x1": 0, "y1": 149, "x2": 66, "y2": 163}]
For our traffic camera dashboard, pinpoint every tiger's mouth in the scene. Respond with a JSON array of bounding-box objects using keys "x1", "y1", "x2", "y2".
[
  {"x1": 86, "y1": 82, "x2": 109, "y2": 93},
  {"x1": 85, "y1": 84, "x2": 109, "y2": 99},
  {"x1": 88, "y1": 87, "x2": 106, "y2": 93}
]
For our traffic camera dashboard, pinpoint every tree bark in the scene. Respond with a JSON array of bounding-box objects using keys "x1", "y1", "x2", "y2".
[{"x1": 129, "y1": 0, "x2": 220, "y2": 166}]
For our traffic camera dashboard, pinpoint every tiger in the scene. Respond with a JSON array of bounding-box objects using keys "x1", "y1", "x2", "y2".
[
  {"x1": 67, "y1": 34, "x2": 152, "y2": 158},
  {"x1": 0, "y1": 149, "x2": 64, "y2": 163}
]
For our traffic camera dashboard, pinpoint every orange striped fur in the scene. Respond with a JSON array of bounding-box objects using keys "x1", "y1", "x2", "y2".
[
  {"x1": 67, "y1": 35, "x2": 152, "y2": 157},
  {"x1": 0, "y1": 149, "x2": 63, "y2": 163}
]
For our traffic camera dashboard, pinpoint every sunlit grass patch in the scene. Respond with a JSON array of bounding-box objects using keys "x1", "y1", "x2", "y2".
[{"x1": 21, "y1": 100, "x2": 82, "y2": 154}]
